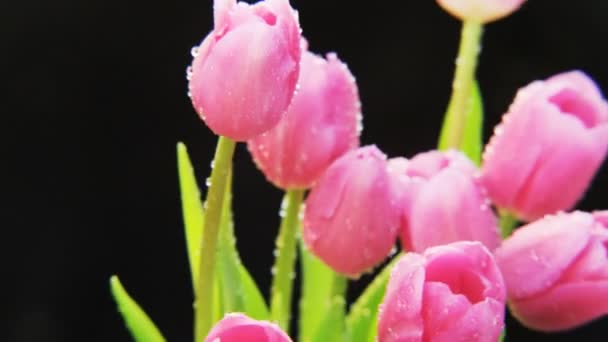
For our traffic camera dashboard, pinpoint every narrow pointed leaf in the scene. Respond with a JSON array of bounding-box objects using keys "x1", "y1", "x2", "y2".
[
  {"x1": 299, "y1": 240, "x2": 335, "y2": 342},
  {"x1": 212, "y1": 272, "x2": 223, "y2": 325},
  {"x1": 238, "y1": 266, "x2": 270, "y2": 320},
  {"x1": 345, "y1": 254, "x2": 401, "y2": 342},
  {"x1": 367, "y1": 313, "x2": 378, "y2": 342},
  {"x1": 312, "y1": 296, "x2": 346, "y2": 342},
  {"x1": 438, "y1": 80, "x2": 484, "y2": 165},
  {"x1": 177, "y1": 142, "x2": 205, "y2": 290},
  {"x1": 110, "y1": 276, "x2": 166, "y2": 342},
  {"x1": 216, "y1": 169, "x2": 270, "y2": 320}
]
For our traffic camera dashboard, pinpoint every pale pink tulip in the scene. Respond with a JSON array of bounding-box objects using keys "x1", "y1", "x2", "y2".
[
  {"x1": 204, "y1": 313, "x2": 292, "y2": 342},
  {"x1": 390, "y1": 150, "x2": 500, "y2": 253},
  {"x1": 436, "y1": 0, "x2": 526, "y2": 23},
  {"x1": 495, "y1": 211, "x2": 608, "y2": 332},
  {"x1": 303, "y1": 146, "x2": 400, "y2": 277},
  {"x1": 481, "y1": 71, "x2": 608, "y2": 221},
  {"x1": 378, "y1": 241, "x2": 506, "y2": 342},
  {"x1": 247, "y1": 47, "x2": 360, "y2": 189},
  {"x1": 188, "y1": 0, "x2": 301, "y2": 141}
]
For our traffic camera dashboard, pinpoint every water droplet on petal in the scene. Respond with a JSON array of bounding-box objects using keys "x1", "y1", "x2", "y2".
[{"x1": 191, "y1": 46, "x2": 199, "y2": 57}]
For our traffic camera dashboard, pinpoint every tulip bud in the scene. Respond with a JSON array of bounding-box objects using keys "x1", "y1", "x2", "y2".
[
  {"x1": 481, "y1": 71, "x2": 608, "y2": 221},
  {"x1": 205, "y1": 313, "x2": 292, "y2": 342},
  {"x1": 390, "y1": 150, "x2": 500, "y2": 253},
  {"x1": 247, "y1": 48, "x2": 361, "y2": 189},
  {"x1": 303, "y1": 146, "x2": 400, "y2": 277},
  {"x1": 188, "y1": 0, "x2": 302, "y2": 141},
  {"x1": 436, "y1": 0, "x2": 526, "y2": 23},
  {"x1": 495, "y1": 211, "x2": 608, "y2": 332},
  {"x1": 378, "y1": 241, "x2": 506, "y2": 342}
]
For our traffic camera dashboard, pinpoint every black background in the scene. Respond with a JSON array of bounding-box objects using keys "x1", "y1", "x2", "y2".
[{"x1": 5, "y1": 0, "x2": 608, "y2": 341}]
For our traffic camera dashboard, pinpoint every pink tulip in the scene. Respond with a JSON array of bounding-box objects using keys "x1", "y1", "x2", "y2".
[
  {"x1": 389, "y1": 150, "x2": 500, "y2": 253},
  {"x1": 188, "y1": 0, "x2": 301, "y2": 141},
  {"x1": 436, "y1": 0, "x2": 526, "y2": 23},
  {"x1": 303, "y1": 146, "x2": 400, "y2": 277},
  {"x1": 495, "y1": 211, "x2": 608, "y2": 332},
  {"x1": 481, "y1": 71, "x2": 608, "y2": 221},
  {"x1": 247, "y1": 47, "x2": 360, "y2": 189},
  {"x1": 378, "y1": 241, "x2": 506, "y2": 342},
  {"x1": 204, "y1": 313, "x2": 292, "y2": 342}
]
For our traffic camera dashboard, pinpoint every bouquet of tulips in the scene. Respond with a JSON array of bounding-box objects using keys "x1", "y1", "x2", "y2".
[{"x1": 110, "y1": 0, "x2": 608, "y2": 341}]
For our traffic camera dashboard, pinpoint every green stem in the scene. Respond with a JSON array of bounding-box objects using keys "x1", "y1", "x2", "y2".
[
  {"x1": 443, "y1": 20, "x2": 484, "y2": 149},
  {"x1": 270, "y1": 189, "x2": 305, "y2": 331},
  {"x1": 499, "y1": 209, "x2": 518, "y2": 239},
  {"x1": 194, "y1": 136, "x2": 236, "y2": 342}
]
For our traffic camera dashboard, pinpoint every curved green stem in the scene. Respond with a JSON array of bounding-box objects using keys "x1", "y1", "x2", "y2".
[
  {"x1": 270, "y1": 189, "x2": 305, "y2": 331},
  {"x1": 194, "y1": 136, "x2": 236, "y2": 342},
  {"x1": 442, "y1": 20, "x2": 484, "y2": 149}
]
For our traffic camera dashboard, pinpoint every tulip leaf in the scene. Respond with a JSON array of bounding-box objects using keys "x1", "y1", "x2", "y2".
[
  {"x1": 345, "y1": 254, "x2": 402, "y2": 342},
  {"x1": 299, "y1": 240, "x2": 335, "y2": 342},
  {"x1": 438, "y1": 80, "x2": 484, "y2": 165},
  {"x1": 177, "y1": 142, "x2": 205, "y2": 291},
  {"x1": 110, "y1": 276, "x2": 166, "y2": 342},
  {"x1": 312, "y1": 296, "x2": 346, "y2": 342},
  {"x1": 216, "y1": 168, "x2": 269, "y2": 320},
  {"x1": 499, "y1": 328, "x2": 506, "y2": 342}
]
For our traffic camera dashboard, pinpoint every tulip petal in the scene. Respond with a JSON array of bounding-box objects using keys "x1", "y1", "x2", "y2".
[
  {"x1": 514, "y1": 98, "x2": 607, "y2": 219},
  {"x1": 192, "y1": 21, "x2": 298, "y2": 140},
  {"x1": 424, "y1": 242, "x2": 505, "y2": 303},
  {"x1": 510, "y1": 281, "x2": 608, "y2": 332},
  {"x1": 495, "y1": 212, "x2": 593, "y2": 299},
  {"x1": 303, "y1": 146, "x2": 399, "y2": 276},
  {"x1": 561, "y1": 232, "x2": 608, "y2": 282},
  {"x1": 247, "y1": 51, "x2": 360, "y2": 189},
  {"x1": 547, "y1": 71, "x2": 606, "y2": 106},
  {"x1": 408, "y1": 168, "x2": 500, "y2": 252},
  {"x1": 214, "y1": 0, "x2": 236, "y2": 31},
  {"x1": 480, "y1": 83, "x2": 547, "y2": 216},
  {"x1": 377, "y1": 253, "x2": 426, "y2": 342},
  {"x1": 436, "y1": 0, "x2": 526, "y2": 22},
  {"x1": 481, "y1": 72, "x2": 608, "y2": 221},
  {"x1": 422, "y1": 282, "x2": 471, "y2": 338},
  {"x1": 432, "y1": 298, "x2": 505, "y2": 342},
  {"x1": 205, "y1": 313, "x2": 291, "y2": 342}
]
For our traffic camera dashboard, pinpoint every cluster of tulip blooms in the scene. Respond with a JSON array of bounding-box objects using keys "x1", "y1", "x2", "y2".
[{"x1": 110, "y1": 0, "x2": 608, "y2": 341}]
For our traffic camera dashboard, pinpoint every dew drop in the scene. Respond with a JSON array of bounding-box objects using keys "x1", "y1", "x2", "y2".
[
  {"x1": 205, "y1": 177, "x2": 212, "y2": 187},
  {"x1": 191, "y1": 46, "x2": 199, "y2": 57},
  {"x1": 356, "y1": 112, "x2": 364, "y2": 134},
  {"x1": 186, "y1": 65, "x2": 193, "y2": 81}
]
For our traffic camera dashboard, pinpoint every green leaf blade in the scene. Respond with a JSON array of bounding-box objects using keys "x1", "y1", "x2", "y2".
[
  {"x1": 110, "y1": 276, "x2": 166, "y2": 342},
  {"x1": 438, "y1": 81, "x2": 484, "y2": 165},
  {"x1": 345, "y1": 254, "x2": 402, "y2": 342},
  {"x1": 312, "y1": 296, "x2": 346, "y2": 342},
  {"x1": 299, "y1": 241, "x2": 335, "y2": 342},
  {"x1": 177, "y1": 142, "x2": 205, "y2": 290}
]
